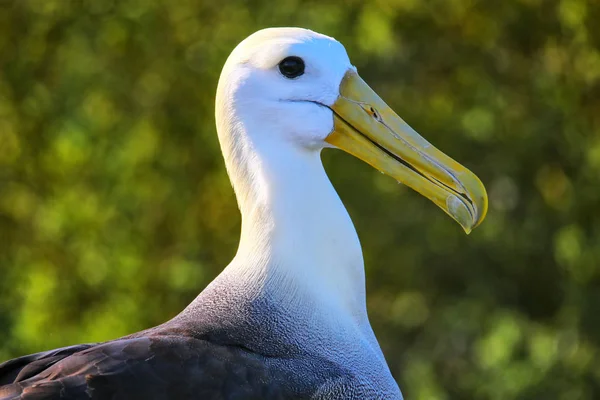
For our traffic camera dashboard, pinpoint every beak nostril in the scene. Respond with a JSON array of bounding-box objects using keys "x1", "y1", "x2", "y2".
[
  {"x1": 373, "y1": 110, "x2": 383, "y2": 122},
  {"x1": 358, "y1": 103, "x2": 383, "y2": 122},
  {"x1": 370, "y1": 107, "x2": 382, "y2": 122}
]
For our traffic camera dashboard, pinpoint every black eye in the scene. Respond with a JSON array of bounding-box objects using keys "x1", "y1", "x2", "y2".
[{"x1": 278, "y1": 56, "x2": 305, "y2": 79}]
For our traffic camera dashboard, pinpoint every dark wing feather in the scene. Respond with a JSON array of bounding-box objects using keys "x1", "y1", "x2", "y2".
[
  {"x1": 0, "y1": 345, "x2": 93, "y2": 386},
  {"x1": 0, "y1": 336, "x2": 292, "y2": 400}
]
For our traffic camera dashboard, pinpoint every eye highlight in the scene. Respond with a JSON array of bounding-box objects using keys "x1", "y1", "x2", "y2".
[{"x1": 278, "y1": 56, "x2": 305, "y2": 79}]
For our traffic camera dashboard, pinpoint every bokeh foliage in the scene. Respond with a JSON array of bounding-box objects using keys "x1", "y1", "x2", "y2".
[{"x1": 1, "y1": 0, "x2": 599, "y2": 398}]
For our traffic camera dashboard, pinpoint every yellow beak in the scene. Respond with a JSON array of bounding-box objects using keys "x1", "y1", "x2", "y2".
[{"x1": 326, "y1": 70, "x2": 488, "y2": 233}]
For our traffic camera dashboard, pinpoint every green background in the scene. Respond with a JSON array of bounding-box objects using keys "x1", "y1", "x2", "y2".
[{"x1": 1, "y1": 0, "x2": 599, "y2": 398}]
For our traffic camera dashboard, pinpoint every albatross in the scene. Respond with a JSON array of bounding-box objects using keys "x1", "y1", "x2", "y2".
[{"x1": 0, "y1": 27, "x2": 487, "y2": 399}]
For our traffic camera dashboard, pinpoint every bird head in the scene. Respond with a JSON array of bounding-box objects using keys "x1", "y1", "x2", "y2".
[{"x1": 216, "y1": 27, "x2": 487, "y2": 233}]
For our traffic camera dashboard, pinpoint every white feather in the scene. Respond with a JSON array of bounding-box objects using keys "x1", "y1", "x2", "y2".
[{"x1": 212, "y1": 27, "x2": 402, "y2": 398}]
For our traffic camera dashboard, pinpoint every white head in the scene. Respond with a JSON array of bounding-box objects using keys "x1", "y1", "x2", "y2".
[
  {"x1": 216, "y1": 28, "x2": 350, "y2": 154},
  {"x1": 215, "y1": 27, "x2": 487, "y2": 234}
]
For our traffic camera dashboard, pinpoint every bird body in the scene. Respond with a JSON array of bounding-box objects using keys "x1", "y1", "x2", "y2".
[{"x1": 0, "y1": 27, "x2": 487, "y2": 399}]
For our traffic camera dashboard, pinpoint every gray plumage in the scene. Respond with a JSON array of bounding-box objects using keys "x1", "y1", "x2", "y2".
[{"x1": 0, "y1": 277, "x2": 391, "y2": 399}]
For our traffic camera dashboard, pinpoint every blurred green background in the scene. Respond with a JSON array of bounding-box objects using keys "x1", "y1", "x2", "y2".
[{"x1": 1, "y1": 0, "x2": 599, "y2": 398}]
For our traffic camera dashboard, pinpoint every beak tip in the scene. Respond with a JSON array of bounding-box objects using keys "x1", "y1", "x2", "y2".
[
  {"x1": 472, "y1": 189, "x2": 489, "y2": 230},
  {"x1": 460, "y1": 176, "x2": 489, "y2": 234},
  {"x1": 448, "y1": 187, "x2": 488, "y2": 235}
]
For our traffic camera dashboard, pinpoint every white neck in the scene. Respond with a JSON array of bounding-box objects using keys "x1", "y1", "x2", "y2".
[
  {"x1": 199, "y1": 93, "x2": 396, "y2": 393},
  {"x1": 222, "y1": 124, "x2": 367, "y2": 321}
]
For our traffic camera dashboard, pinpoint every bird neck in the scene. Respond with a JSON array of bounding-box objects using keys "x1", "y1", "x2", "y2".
[{"x1": 221, "y1": 129, "x2": 368, "y2": 322}]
